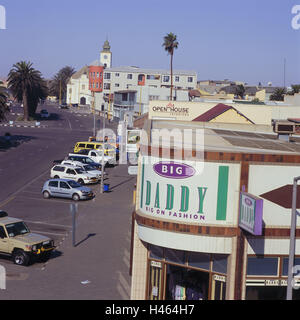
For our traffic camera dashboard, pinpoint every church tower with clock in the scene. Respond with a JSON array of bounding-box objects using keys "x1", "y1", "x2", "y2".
[{"x1": 100, "y1": 39, "x2": 112, "y2": 68}]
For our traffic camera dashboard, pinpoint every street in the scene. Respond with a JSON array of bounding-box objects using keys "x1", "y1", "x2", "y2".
[{"x1": 0, "y1": 103, "x2": 135, "y2": 299}]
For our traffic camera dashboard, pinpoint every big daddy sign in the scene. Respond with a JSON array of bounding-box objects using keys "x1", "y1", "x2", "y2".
[{"x1": 138, "y1": 157, "x2": 240, "y2": 225}]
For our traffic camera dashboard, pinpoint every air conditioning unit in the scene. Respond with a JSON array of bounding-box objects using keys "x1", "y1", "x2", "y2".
[{"x1": 273, "y1": 121, "x2": 296, "y2": 134}]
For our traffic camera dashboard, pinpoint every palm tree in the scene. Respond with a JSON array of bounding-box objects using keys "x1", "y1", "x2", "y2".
[
  {"x1": 162, "y1": 32, "x2": 179, "y2": 101},
  {"x1": 235, "y1": 84, "x2": 245, "y2": 99},
  {"x1": 8, "y1": 61, "x2": 45, "y2": 121},
  {"x1": 0, "y1": 82, "x2": 8, "y2": 122},
  {"x1": 50, "y1": 66, "x2": 75, "y2": 102},
  {"x1": 270, "y1": 88, "x2": 286, "y2": 101}
]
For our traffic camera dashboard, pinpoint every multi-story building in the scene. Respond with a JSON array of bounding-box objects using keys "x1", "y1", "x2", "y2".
[
  {"x1": 113, "y1": 85, "x2": 190, "y2": 120},
  {"x1": 67, "y1": 40, "x2": 197, "y2": 115}
]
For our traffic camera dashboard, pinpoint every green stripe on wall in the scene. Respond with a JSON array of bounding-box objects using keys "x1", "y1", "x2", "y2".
[
  {"x1": 140, "y1": 160, "x2": 145, "y2": 209},
  {"x1": 216, "y1": 166, "x2": 229, "y2": 221}
]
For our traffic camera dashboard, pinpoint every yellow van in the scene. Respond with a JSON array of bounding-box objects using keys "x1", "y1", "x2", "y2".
[{"x1": 74, "y1": 141, "x2": 116, "y2": 156}]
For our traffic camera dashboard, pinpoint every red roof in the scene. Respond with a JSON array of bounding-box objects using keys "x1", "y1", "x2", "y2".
[
  {"x1": 192, "y1": 103, "x2": 254, "y2": 123},
  {"x1": 193, "y1": 103, "x2": 233, "y2": 122}
]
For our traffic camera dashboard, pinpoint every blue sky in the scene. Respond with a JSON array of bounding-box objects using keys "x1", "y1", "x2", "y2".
[{"x1": 0, "y1": 0, "x2": 299, "y2": 86}]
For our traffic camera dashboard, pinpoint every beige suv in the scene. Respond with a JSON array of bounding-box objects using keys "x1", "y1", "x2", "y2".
[{"x1": 0, "y1": 211, "x2": 55, "y2": 266}]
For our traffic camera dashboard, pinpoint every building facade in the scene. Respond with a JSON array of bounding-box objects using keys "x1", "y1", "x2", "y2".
[
  {"x1": 67, "y1": 66, "x2": 92, "y2": 106},
  {"x1": 130, "y1": 119, "x2": 300, "y2": 300}
]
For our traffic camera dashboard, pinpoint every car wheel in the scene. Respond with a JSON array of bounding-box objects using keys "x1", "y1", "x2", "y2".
[
  {"x1": 12, "y1": 250, "x2": 30, "y2": 266},
  {"x1": 72, "y1": 193, "x2": 80, "y2": 201},
  {"x1": 43, "y1": 191, "x2": 50, "y2": 199},
  {"x1": 78, "y1": 179, "x2": 84, "y2": 185}
]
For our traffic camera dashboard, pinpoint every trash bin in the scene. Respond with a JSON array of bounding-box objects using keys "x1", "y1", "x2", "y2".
[{"x1": 103, "y1": 184, "x2": 110, "y2": 192}]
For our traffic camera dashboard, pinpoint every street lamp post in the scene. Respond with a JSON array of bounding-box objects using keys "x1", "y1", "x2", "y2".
[
  {"x1": 287, "y1": 176, "x2": 300, "y2": 300},
  {"x1": 93, "y1": 91, "x2": 96, "y2": 137},
  {"x1": 100, "y1": 106, "x2": 106, "y2": 194}
]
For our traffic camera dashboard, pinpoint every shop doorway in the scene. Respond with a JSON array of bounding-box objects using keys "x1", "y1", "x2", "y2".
[
  {"x1": 165, "y1": 265, "x2": 209, "y2": 300},
  {"x1": 80, "y1": 97, "x2": 86, "y2": 105}
]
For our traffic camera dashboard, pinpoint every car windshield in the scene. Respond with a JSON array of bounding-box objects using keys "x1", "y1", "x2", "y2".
[
  {"x1": 85, "y1": 158, "x2": 94, "y2": 164},
  {"x1": 83, "y1": 165, "x2": 93, "y2": 171},
  {"x1": 67, "y1": 180, "x2": 81, "y2": 188},
  {"x1": 6, "y1": 222, "x2": 30, "y2": 237}
]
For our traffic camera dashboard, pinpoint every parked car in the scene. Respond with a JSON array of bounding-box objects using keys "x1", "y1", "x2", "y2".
[
  {"x1": 50, "y1": 164, "x2": 99, "y2": 184},
  {"x1": 40, "y1": 109, "x2": 49, "y2": 118},
  {"x1": 0, "y1": 211, "x2": 55, "y2": 266},
  {"x1": 59, "y1": 103, "x2": 69, "y2": 109},
  {"x1": 61, "y1": 160, "x2": 107, "y2": 177},
  {"x1": 73, "y1": 141, "x2": 117, "y2": 156},
  {"x1": 70, "y1": 149, "x2": 115, "y2": 166},
  {"x1": 66, "y1": 155, "x2": 103, "y2": 169},
  {"x1": 42, "y1": 179, "x2": 94, "y2": 201}
]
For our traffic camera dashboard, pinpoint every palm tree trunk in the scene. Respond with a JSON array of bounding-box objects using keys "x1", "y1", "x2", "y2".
[
  {"x1": 23, "y1": 90, "x2": 29, "y2": 121},
  {"x1": 170, "y1": 53, "x2": 173, "y2": 101}
]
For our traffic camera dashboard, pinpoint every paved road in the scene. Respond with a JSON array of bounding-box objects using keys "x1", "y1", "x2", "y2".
[{"x1": 0, "y1": 103, "x2": 135, "y2": 299}]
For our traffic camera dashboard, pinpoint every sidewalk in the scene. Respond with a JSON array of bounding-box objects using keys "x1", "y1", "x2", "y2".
[{"x1": 1, "y1": 164, "x2": 136, "y2": 300}]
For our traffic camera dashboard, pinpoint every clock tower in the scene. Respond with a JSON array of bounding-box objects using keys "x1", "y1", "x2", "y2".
[{"x1": 100, "y1": 40, "x2": 112, "y2": 69}]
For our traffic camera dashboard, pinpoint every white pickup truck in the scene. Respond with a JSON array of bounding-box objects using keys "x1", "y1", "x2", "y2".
[{"x1": 69, "y1": 149, "x2": 116, "y2": 166}]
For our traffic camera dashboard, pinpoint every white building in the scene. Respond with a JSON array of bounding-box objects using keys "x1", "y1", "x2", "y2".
[
  {"x1": 67, "y1": 40, "x2": 198, "y2": 114},
  {"x1": 113, "y1": 85, "x2": 190, "y2": 120},
  {"x1": 66, "y1": 65, "x2": 92, "y2": 106}
]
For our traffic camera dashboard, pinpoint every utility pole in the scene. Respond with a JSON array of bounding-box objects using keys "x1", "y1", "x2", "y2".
[
  {"x1": 139, "y1": 86, "x2": 142, "y2": 116},
  {"x1": 284, "y1": 58, "x2": 286, "y2": 89},
  {"x1": 59, "y1": 79, "x2": 62, "y2": 105},
  {"x1": 93, "y1": 91, "x2": 96, "y2": 137},
  {"x1": 100, "y1": 105, "x2": 106, "y2": 194}
]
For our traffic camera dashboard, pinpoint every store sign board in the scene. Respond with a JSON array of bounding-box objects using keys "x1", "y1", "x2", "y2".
[
  {"x1": 139, "y1": 156, "x2": 240, "y2": 225},
  {"x1": 153, "y1": 162, "x2": 195, "y2": 179},
  {"x1": 239, "y1": 192, "x2": 263, "y2": 235}
]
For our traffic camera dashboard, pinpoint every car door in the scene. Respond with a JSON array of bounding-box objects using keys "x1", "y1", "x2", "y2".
[
  {"x1": 59, "y1": 181, "x2": 72, "y2": 198},
  {"x1": 65, "y1": 169, "x2": 76, "y2": 181},
  {"x1": 90, "y1": 151, "x2": 100, "y2": 163},
  {"x1": 0, "y1": 226, "x2": 9, "y2": 253},
  {"x1": 48, "y1": 181, "x2": 59, "y2": 197}
]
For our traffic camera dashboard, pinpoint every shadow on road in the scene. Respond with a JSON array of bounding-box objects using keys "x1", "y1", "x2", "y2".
[
  {"x1": 75, "y1": 233, "x2": 96, "y2": 247},
  {"x1": 36, "y1": 113, "x2": 61, "y2": 121},
  {"x1": 109, "y1": 177, "x2": 134, "y2": 191},
  {"x1": 0, "y1": 134, "x2": 37, "y2": 152}
]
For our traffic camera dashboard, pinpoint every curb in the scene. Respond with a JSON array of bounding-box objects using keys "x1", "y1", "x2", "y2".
[{"x1": 0, "y1": 123, "x2": 47, "y2": 129}]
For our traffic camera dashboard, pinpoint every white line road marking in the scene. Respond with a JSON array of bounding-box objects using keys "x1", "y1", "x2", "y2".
[
  {"x1": 25, "y1": 220, "x2": 72, "y2": 228},
  {"x1": 30, "y1": 230, "x2": 67, "y2": 236}
]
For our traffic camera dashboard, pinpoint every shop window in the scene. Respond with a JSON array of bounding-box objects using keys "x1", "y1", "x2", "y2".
[
  {"x1": 165, "y1": 265, "x2": 208, "y2": 300},
  {"x1": 212, "y1": 254, "x2": 228, "y2": 274},
  {"x1": 149, "y1": 245, "x2": 164, "y2": 260},
  {"x1": 188, "y1": 252, "x2": 210, "y2": 270},
  {"x1": 282, "y1": 257, "x2": 300, "y2": 276},
  {"x1": 165, "y1": 249, "x2": 185, "y2": 265},
  {"x1": 247, "y1": 256, "x2": 278, "y2": 276}
]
